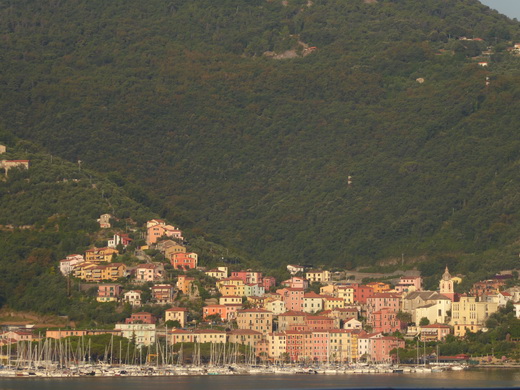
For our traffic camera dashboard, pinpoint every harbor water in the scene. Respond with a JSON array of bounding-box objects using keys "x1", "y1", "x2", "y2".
[{"x1": 0, "y1": 369, "x2": 519, "y2": 389}]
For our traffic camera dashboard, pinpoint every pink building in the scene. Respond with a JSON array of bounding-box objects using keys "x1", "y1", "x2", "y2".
[
  {"x1": 203, "y1": 305, "x2": 228, "y2": 321},
  {"x1": 352, "y1": 284, "x2": 373, "y2": 304},
  {"x1": 307, "y1": 331, "x2": 330, "y2": 362},
  {"x1": 151, "y1": 284, "x2": 175, "y2": 304},
  {"x1": 0, "y1": 331, "x2": 35, "y2": 342},
  {"x1": 282, "y1": 277, "x2": 309, "y2": 289},
  {"x1": 146, "y1": 220, "x2": 184, "y2": 246},
  {"x1": 98, "y1": 284, "x2": 122, "y2": 298},
  {"x1": 370, "y1": 336, "x2": 404, "y2": 363},
  {"x1": 370, "y1": 307, "x2": 406, "y2": 333},
  {"x1": 262, "y1": 276, "x2": 276, "y2": 291},
  {"x1": 366, "y1": 293, "x2": 401, "y2": 317},
  {"x1": 419, "y1": 324, "x2": 451, "y2": 341},
  {"x1": 285, "y1": 331, "x2": 310, "y2": 362},
  {"x1": 134, "y1": 263, "x2": 165, "y2": 282},
  {"x1": 395, "y1": 276, "x2": 422, "y2": 292},
  {"x1": 125, "y1": 312, "x2": 156, "y2": 324},
  {"x1": 231, "y1": 271, "x2": 263, "y2": 284},
  {"x1": 170, "y1": 252, "x2": 198, "y2": 270},
  {"x1": 305, "y1": 315, "x2": 336, "y2": 331},
  {"x1": 277, "y1": 288, "x2": 305, "y2": 311}
]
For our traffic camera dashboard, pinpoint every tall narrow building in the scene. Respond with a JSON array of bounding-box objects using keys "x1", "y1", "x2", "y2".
[{"x1": 439, "y1": 266, "x2": 455, "y2": 301}]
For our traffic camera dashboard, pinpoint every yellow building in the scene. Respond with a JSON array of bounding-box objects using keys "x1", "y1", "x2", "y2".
[
  {"x1": 165, "y1": 307, "x2": 188, "y2": 327},
  {"x1": 320, "y1": 284, "x2": 336, "y2": 295},
  {"x1": 228, "y1": 329, "x2": 263, "y2": 347},
  {"x1": 305, "y1": 270, "x2": 331, "y2": 284},
  {"x1": 219, "y1": 284, "x2": 245, "y2": 297},
  {"x1": 323, "y1": 297, "x2": 345, "y2": 310},
  {"x1": 336, "y1": 286, "x2": 355, "y2": 305},
  {"x1": 328, "y1": 329, "x2": 358, "y2": 363},
  {"x1": 205, "y1": 267, "x2": 228, "y2": 280},
  {"x1": 193, "y1": 329, "x2": 227, "y2": 344},
  {"x1": 176, "y1": 275, "x2": 195, "y2": 294},
  {"x1": 85, "y1": 247, "x2": 119, "y2": 263},
  {"x1": 217, "y1": 277, "x2": 245, "y2": 290},
  {"x1": 74, "y1": 262, "x2": 126, "y2": 282},
  {"x1": 164, "y1": 243, "x2": 187, "y2": 259},
  {"x1": 267, "y1": 332, "x2": 287, "y2": 360},
  {"x1": 220, "y1": 295, "x2": 242, "y2": 305},
  {"x1": 451, "y1": 296, "x2": 498, "y2": 337},
  {"x1": 366, "y1": 282, "x2": 391, "y2": 293},
  {"x1": 237, "y1": 308, "x2": 273, "y2": 335}
]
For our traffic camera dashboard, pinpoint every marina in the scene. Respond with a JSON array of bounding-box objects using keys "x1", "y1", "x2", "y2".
[{"x1": 0, "y1": 362, "x2": 470, "y2": 378}]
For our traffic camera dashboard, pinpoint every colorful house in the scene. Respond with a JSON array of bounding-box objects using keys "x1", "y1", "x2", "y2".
[
  {"x1": 419, "y1": 324, "x2": 451, "y2": 341},
  {"x1": 151, "y1": 284, "x2": 175, "y2": 304},
  {"x1": 282, "y1": 277, "x2": 309, "y2": 289},
  {"x1": 123, "y1": 290, "x2": 142, "y2": 306},
  {"x1": 277, "y1": 311, "x2": 307, "y2": 332},
  {"x1": 85, "y1": 247, "x2": 119, "y2": 263},
  {"x1": 170, "y1": 252, "x2": 198, "y2": 270},
  {"x1": 165, "y1": 307, "x2": 188, "y2": 327},
  {"x1": 125, "y1": 312, "x2": 156, "y2": 324},
  {"x1": 276, "y1": 288, "x2": 305, "y2": 311},
  {"x1": 176, "y1": 275, "x2": 196, "y2": 294},
  {"x1": 134, "y1": 263, "x2": 165, "y2": 282},
  {"x1": 369, "y1": 307, "x2": 405, "y2": 334},
  {"x1": 236, "y1": 308, "x2": 273, "y2": 335},
  {"x1": 303, "y1": 292, "x2": 324, "y2": 313},
  {"x1": 146, "y1": 220, "x2": 184, "y2": 246},
  {"x1": 231, "y1": 271, "x2": 263, "y2": 284},
  {"x1": 59, "y1": 254, "x2": 84, "y2": 276},
  {"x1": 96, "y1": 284, "x2": 122, "y2": 303},
  {"x1": 203, "y1": 305, "x2": 228, "y2": 321},
  {"x1": 108, "y1": 233, "x2": 133, "y2": 249},
  {"x1": 305, "y1": 270, "x2": 331, "y2": 284}
]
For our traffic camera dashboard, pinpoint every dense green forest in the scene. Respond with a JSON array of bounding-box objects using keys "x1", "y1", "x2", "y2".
[
  {"x1": 1, "y1": 0, "x2": 520, "y2": 276},
  {"x1": 0, "y1": 137, "x2": 153, "y2": 320}
]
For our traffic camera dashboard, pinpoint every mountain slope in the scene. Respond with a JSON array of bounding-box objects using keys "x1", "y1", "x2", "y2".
[{"x1": 1, "y1": 0, "x2": 520, "y2": 271}]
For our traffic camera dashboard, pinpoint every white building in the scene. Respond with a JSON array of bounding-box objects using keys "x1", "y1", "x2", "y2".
[
  {"x1": 59, "y1": 254, "x2": 84, "y2": 276},
  {"x1": 123, "y1": 290, "x2": 142, "y2": 307},
  {"x1": 115, "y1": 323, "x2": 156, "y2": 346},
  {"x1": 414, "y1": 296, "x2": 452, "y2": 325},
  {"x1": 266, "y1": 300, "x2": 286, "y2": 315},
  {"x1": 303, "y1": 292, "x2": 324, "y2": 313},
  {"x1": 357, "y1": 333, "x2": 383, "y2": 361},
  {"x1": 343, "y1": 318, "x2": 362, "y2": 330}
]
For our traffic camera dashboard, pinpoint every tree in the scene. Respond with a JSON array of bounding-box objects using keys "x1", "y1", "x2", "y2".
[
  {"x1": 396, "y1": 311, "x2": 412, "y2": 324},
  {"x1": 419, "y1": 317, "x2": 430, "y2": 326},
  {"x1": 165, "y1": 320, "x2": 181, "y2": 328}
]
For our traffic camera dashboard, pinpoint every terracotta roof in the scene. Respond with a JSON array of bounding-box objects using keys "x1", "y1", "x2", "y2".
[
  {"x1": 228, "y1": 329, "x2": 262, "y2": 335},
  {"x1": 278, "y1": 310, "x2": 306, "y2": 317},
  {"x1": 193, "y1": 329, "x2": 226, "y2": 334},
  {"x1": 421, "y1": 324, "x2": 450, "y2": 329},
  {"x1": 304, "y1": 292, "x2": 323, "y2": 298}
]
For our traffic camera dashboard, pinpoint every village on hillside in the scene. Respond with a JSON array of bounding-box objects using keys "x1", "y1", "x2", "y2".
[{"x1": 2, "y1": 216, "x2": 520, "y2": 366}]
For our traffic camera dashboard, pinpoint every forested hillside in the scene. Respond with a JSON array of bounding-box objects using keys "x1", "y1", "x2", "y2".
[
  {"x1": 0, "y1": 135, "x2": 154, "y2": 319},
  {"x1": 1, "y1": 0, "x2": 520, "y2": 274}
]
